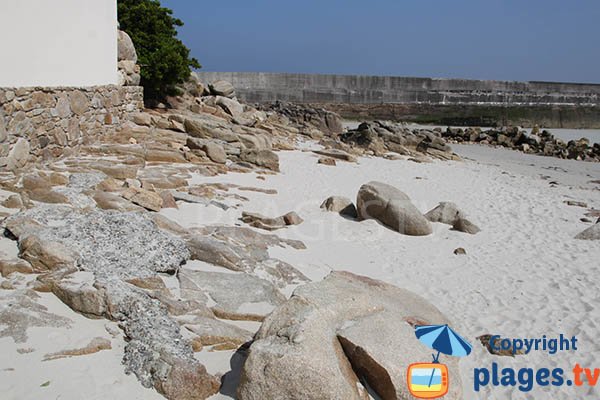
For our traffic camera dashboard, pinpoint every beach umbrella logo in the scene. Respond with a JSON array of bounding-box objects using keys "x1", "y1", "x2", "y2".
[{"x1": 407, "y1": 324, "x2": 472, "y2": 399}]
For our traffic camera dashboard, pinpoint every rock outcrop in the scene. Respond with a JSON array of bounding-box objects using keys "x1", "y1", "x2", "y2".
[
  {"x1": 237, "y1": 271, "x2": 462, "y2": 400},
  {"x1": 341, "y1": 121, "x2": 459, "y2": 161},
  {"x1": 258, "y1": 101, "x2": 343, "y2": 136},
  {"x1": 4, "y1": 205, "x2": 222, "y2": 399}
]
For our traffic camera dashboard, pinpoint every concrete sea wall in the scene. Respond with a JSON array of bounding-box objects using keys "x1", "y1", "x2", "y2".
[{"x1": 195, "y1": 72, "x2": 600, "y2": 128}]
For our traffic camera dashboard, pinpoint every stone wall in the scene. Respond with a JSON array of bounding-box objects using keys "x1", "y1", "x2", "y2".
[
  {"x1": 195, "y1": 72, "x2": 600, "y2": 128},
  {"x1": 0, "y1": 86, "x2": 143, "y2": 169}
]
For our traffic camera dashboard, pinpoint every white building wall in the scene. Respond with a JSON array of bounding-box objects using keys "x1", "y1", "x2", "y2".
[{"x1": 0, "y1": 0, "x2": 118, "y2": 87}]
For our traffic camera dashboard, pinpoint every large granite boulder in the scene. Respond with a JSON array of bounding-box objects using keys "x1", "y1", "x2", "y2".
[
  {"x1": 209, "y1": 80, "x2": 235, "y2": 98},
  {"x1": 356, "y1": 181, "x2": 432, "y2": 236},
  {"x1": 118, "y1": 30, "x2": 138, "y2": 63},
  {"x1": 238, "y1": 271, "x2": 463, "y2": 400}
]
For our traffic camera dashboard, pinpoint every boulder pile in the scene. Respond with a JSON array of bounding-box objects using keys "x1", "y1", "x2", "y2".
[
  {"x1": 257, "y1": 100, "x2": 344, "y2": 137},
  {"x1": 442, "y1": 126, "x2": 600, "y2": 161}
]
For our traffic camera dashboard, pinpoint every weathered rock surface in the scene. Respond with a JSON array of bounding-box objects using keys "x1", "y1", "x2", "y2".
[
  {"x1": 5, "y1": 138, "x2": 31, "y2": 170},
  {"x1": 118, "y1": 30, "x2": 138, "y2": 63},
  {"x1": 2, "y1": 206, "x2": 221, "y2": 398},
  {"x1": 258, "y1": 101, "x2": 343, "y2": 136},
  {"x1": 183, "y1": 316, "x2": 253, "y2": 351},
  {"x1": 425, "y1": 201, "x2": 466, "y2": 225},
  {"x1": 313, "y1": 148, "x2": 357, "y2": 162},
  {"x1": 6, "y1": 205, "x2": 189, "y2": 279},
  {"x1": 238, "y1": 271, "x2": 462, "y2": 400},
  {"x1": 216, "y1": 96, "x2": 245, "y2": 118},
  {"x1": 0, "y1": 289, "x2": 72, "y2": 343},
  {"x1": 51, "y1": 271, "x2": 107, "y2": 317},
  {"x1": 179, "y1": 270, "x2": 286, "y2": 321},
  {"x1": 442, "y1": 126, "x2": 600, "y2": 162},
  {"x1": 0, "y1": 257, "x2": 34, "y2": 277},
  {"x1": 93, "y1": 191, "x2": 144, "y2": 212},
  {"x1": 341, "y1": 121, "x2": 459, "y2": 161},
  {"x1": 453, "y1": 218, "x2": 481, "y2": 235},
  {"x1": 356, "y1": 181, "x2": 432, "y2": 236},
  {"x1": 43, "y1": 337, "x2": 112, "y2": 361},
  {"x1": 320, "y1": 196, "x2": 358, "y2": 218},
  {"x1": 575, "y1": 221, "x2": 600, "y2": 240},
  {"x1": 241, "y1": 211, "x2": 303, "y2": 231},
  {"x1": 240, "y1": 149, "x2": 279, "y2": 171},
  {"x1": 209, "y1": 80, "x2": 235, "y2": 98},
  {"x1": 121, "y1": 187, "x2": 164, "y2": 212},
  {"x1": 186, "y1": 226, "x2": 307, "y2": 287}
]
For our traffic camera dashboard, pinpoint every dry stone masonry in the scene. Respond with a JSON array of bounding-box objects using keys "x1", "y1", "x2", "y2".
[{"x1": 0, "y1": 86, "x2": 143, "y2": 168}]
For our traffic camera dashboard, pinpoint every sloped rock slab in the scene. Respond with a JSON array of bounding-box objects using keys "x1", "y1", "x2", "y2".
[
  {"x1": 187, "y1": 226, "x2": 308, "y2": 288},
  {"x1": 179, "y1": 269, "x2": 286, "y2": 321}
]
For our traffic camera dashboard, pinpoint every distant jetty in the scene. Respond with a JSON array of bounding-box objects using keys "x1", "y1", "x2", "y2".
[{"x1": 195, "y1": 72, "x2": 600, "y2": 128}]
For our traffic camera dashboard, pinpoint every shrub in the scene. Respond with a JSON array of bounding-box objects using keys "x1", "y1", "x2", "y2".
[{"x1": 118, "y1": 0, "x2": 200, "y2": 101}]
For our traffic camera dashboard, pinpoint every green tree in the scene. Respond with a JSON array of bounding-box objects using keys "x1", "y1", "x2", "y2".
[{"x1": 118, "y1": 0, "x2": 200, "y2": 101}]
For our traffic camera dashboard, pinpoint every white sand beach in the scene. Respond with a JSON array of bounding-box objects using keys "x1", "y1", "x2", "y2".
[{"x1": 162, "y1": 139, "x2": 600, "y2": 399}]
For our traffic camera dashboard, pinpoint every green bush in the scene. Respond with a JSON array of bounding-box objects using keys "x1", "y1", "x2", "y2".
[{"x1": 118, "y1": 0, "x2": 200, "y2": 101}]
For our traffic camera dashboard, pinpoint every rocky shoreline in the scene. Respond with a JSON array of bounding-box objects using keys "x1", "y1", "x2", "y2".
[{"x1": 1, "y1": 79, "x2": 598, "y2": 399}]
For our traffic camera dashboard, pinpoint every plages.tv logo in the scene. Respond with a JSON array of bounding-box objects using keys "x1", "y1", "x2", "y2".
[{"x1": 407, "y1": 324, "x2": 472, "y2": 399}]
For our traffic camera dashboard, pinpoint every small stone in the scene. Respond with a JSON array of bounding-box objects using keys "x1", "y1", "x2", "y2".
[
  {"x1": 0, "y1": 258, "x2": 34, "y2": 277},
  {"x1": 564, "y1": 200, "x2": 588, "y2": 208},
  {"x1": 478, "y1": 334, "x2": 524, "y2": 357},
  {"x1": 6, "y1": 138, "x2": 30, "y2": 170},
  {"x1": 203, "y1": 142, "x2": 227, "y2": 164},
  {"x1": 320, "y1": 196, "x2": 357, "y2": 218},
  {"x1": 159, "y1": 191, "x2": 178, "y2": 209},
  {"x1": 317, "y1": 157, "x2": 337, "y2": 166},
  {"x1": 132, "y1": 113, "x2": 152, "y2": 127},
  {"x1": 69, "y1": 91, "x2": 89, "y2": 116},
  {"x1": 122, "y1": 188, "x2": 163, "y2": 212},
  {"x1": 27, "y1": 189, "x2": 70, "y2": 204},
  {"x1": 283, "y1": 211, "x2": 303, "y2": 226},
  {"x1": 2, "y1": 194, "x2": 24, "y2": 209},
  {"x1": 453, "y1": 247, "x2": 467, "y2": 255}
]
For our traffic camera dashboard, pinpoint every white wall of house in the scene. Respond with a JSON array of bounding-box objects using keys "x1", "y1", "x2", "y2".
[{"x1": 0, "y1": 0, "x2": 118, "y2": 87}]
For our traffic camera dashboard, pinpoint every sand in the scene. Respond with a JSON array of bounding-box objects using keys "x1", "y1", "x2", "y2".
[
  {"x1": 2, "y1": 141, "x2": 599, "y2": 399},
  {"x1": 179, "y1": 142, "x2": 599, "y2": 399}
]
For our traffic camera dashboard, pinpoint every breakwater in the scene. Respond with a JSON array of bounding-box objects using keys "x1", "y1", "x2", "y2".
[{"x1": 195, "y1": 72, "x2": 600, "y2": 128}]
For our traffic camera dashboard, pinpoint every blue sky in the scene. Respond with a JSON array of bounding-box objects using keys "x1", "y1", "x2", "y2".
[{"x1": 160, "y1": 0, "x2": 600, "y2": 83}]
